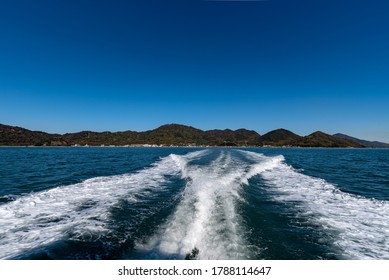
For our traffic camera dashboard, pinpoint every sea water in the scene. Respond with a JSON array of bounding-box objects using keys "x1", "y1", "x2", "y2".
[{"x1": 0, "y1": 147, "x2": 388, "y2": 260}]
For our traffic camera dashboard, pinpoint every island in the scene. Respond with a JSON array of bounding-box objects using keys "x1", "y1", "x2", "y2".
[{"x1": 1, "y1": 123, "x2": 388, "y2": 148}]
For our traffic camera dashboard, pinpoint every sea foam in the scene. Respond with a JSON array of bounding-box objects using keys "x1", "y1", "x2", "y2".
[
  {"x1": 136, "y1": 150, "x2": 281, "y2": 259},
  {"x1": 0, "y1": 153, "x2": 186, "y2": 259},
  {"x1": 257, "y1": 155, "x2": 389, "y2": 259}
]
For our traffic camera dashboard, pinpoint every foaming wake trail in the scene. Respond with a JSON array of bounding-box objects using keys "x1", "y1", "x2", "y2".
[
  {"x1": 258, "y1": 156, "x2": 389, "y2": 259},
  {"x1": 0, "y1": 151, "x2": 205, "y2": 260},
  {"x1": 136, "y1": 150, "x2": 280, "y2": 259}
]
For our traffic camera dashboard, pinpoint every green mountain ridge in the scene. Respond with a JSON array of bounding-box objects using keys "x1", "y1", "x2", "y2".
[
  {"x1": 262, "y1": 129, "x2": 301, "y2": 146},
  {"x1": 296, "y1": 131, "x2": 363, "y2": 148},
  {"x1": 0, "y1": 123, "x2": 386, "y2": 148},
  {"x1": 333, "y1": 133, "x2": 389, "y2": 148}
]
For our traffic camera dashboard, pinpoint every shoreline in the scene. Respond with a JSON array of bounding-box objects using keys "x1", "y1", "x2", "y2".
[{"x1": 0, "y1": 145, "x2": 384, "y2": 149}]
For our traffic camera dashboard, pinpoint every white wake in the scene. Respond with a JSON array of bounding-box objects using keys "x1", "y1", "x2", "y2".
[
  {"x1": 0, "y1": 152, "x2": 198, "y2": 259},
  {"x1": 136, "y1": 150, "x2": 280, "y2": 259},
  {"x1": 254, "y1": 151, "x2": 389, "y2": 259}
]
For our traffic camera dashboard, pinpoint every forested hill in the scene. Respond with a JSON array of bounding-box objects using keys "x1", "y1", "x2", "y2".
[{"x1": 1, "y1": 123, "x2": 385, "y2": 148}]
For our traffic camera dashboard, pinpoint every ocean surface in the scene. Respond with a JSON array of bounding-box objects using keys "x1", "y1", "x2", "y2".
[{"x1": 0, "y1": 147, "x2": 388, "y2": 260}]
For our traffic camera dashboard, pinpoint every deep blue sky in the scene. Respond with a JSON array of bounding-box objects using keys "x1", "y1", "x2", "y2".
[{"x1": 1, "y1": 0, "x2": 388, "y2": 142}]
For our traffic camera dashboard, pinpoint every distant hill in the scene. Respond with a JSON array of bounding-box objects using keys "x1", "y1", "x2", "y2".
[
  {"x1": 0, "y1": 123, "x2": 262, "y2": 147},
  {"x1": 262, "y1": 129, "x2": 301, "y2": 146},
  {"x1": 1, "y1": 123, "x2": 386, "y2": 148},
  {"x1": 0, "y1": 124, "x2": 58, "y2": 146},
  {"x1": 334, "y1": 133, "x2": 389, "y2": 148},
  {"x1": 141, "y1": 124, "x2": 206, "y2": 145},
  {"x1": 296, "y1": 131, "x2": 363, "y2": 148},
  {"x1": 204, "y1": 128, "x2": 262, "y2": 146}
]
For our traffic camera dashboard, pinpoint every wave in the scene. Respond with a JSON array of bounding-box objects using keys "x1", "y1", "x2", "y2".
[
  {"x1": 2, "y1": 149, "x2": 388, "y2": 260},
  {"x1": 255, "y1": 152, "x2": 389, "y2": 259},
  {"x1": 0, "y1": 151, "x2": 203, "y2": 259},
  {"x1": 135, "y1": 150, "x2": 281, "y2": 259}
]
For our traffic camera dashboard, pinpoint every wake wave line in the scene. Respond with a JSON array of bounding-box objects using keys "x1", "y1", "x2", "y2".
[
  {"x1": 0, "y1": 151, "x2": 204, "y2": 259},
  {"x1": 3, "y1": 149, "x2": 387, "y2": 260},
  {"x1": 256, "y1": 153, "x2": 389, "y2": 259},
  {"x1": 135, "y1": 150, "x2": 280, "y2": 259}
]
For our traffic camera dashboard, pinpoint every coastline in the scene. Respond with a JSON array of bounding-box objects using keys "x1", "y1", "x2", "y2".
[{"x1": 0, "y1": 145, "x2": 381, "y2": 149}]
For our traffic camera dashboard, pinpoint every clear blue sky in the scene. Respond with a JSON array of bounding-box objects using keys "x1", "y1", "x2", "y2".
[{"x1": 1, "y1": 0, "x2": 388, "y2": 142}]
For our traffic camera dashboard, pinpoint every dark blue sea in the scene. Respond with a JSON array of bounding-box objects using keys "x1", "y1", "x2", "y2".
[{"x1": 0, "y1": 147, "x2": 388, "y2": 260}]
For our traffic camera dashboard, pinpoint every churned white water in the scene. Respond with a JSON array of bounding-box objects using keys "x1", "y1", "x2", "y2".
[
  {"x1": 252, "y1": 151, "x2": 389, "y2": 259},
  {"x1": 136, "y1": 151, "x2": 281, "y2": 259},
  {"x1": 1, "y1": 149, "x2": 388, "y2": 260},
  {"x1": 0, "y1": 153, "x2": 191, "y2": 259}
]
